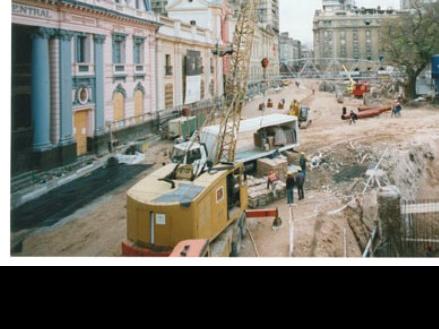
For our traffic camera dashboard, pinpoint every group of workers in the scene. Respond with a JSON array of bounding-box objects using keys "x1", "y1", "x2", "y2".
[{"x1": 267, "y1": 153, "x2": 308, "y2": 206}]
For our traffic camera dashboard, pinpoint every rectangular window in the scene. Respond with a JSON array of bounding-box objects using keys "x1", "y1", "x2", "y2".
[
  {"x1": 113, "y1": 41, "x2": 122, "y2": 64},
  {"x1": 133, "y1": 43, "x2": 143, "y2": 64},
  {"x1": 76, "y1": 36, "x2": 87, "y2": 63},
  {"x1": 165, "y1": 54, "x2": 172, "y2": 76},
  {"x1": 112, "y1": 33, "x2": 126, "y2": 64}
]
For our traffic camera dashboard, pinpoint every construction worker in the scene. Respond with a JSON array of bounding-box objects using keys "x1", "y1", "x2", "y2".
[
  {"x1": 296, "y1": 170, "x2": 306, "y2": 201},
  {"x1": 349, "y1": 110, "x2": 358, "y2": 125},
  {"x1": 267, "y1": 169, "x2": 280, "y2": 198},
  {"x1": 286, "y1": 172, "x2": 295, "y2": 205},
  {"x1": 392, "y1": 101, "x2": 402, "y2": 118},
  {"x1": 289, "y1": 99, "x2": 300, "y2": 117},
  {"x1": 299, "y1": 152, "x2": 308, "y2": 176}
]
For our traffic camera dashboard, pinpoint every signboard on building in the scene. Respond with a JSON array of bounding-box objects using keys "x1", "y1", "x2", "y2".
[
  {"x1": 12, "y1": 3, "x2": 54, "y2": 19},
  {"x1": 185, "y1": 75, "x2": 201, "y2": 104}
]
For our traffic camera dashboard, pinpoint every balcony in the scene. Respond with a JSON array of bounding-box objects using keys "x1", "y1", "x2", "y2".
[
  {"x1": 113, "y1": 64, "x2": 126, "y2": 74},
  {"x1": 135, "y1": 65, "x2": 145, "y2": 73},
  {"x1": 73, "y1": 63, "x2": 94, "y2": 76}
]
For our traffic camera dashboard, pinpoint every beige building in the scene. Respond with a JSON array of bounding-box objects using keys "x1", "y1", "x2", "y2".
[
  {"x1": 313, "y1": 6, "x2": 401, "y2": 69},
  {"x1": 156, "y1": 15, "x2": 221, "y2": 110}
]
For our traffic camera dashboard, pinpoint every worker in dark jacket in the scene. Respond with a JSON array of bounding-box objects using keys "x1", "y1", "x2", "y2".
[
  {"x1": 286, "y1": 172, "x2": 295, "y2": 205},
  {"x1": 296, "y1": 170, "x2": 306, "y2": 200},
  {"x1": 299, "y1": 152, "x2": 308, "y2": 176}
]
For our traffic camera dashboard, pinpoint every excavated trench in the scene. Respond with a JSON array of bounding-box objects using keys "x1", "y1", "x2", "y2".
[{"x1": 344, "y1": 138, "x2": 439, "y2": 255}]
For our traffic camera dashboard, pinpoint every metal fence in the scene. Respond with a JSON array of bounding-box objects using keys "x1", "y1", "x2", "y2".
[
  {"x1": 370, "y1": 199, "x2": 439, "y2": 257},
  {"x1": 106, "y1": 96, "x2": 225, "y2": 136}
]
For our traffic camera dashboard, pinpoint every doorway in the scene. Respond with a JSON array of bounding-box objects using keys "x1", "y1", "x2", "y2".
[{"x1": 74, "y1": 110, "x2": 88, "y2": 156}]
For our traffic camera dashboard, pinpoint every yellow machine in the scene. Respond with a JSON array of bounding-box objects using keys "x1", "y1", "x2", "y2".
[
  {"x1": 122, "y1": 0, "x2": 261, "y2": 257},
  {"x1": 343, "y1": 65, "x2": 356, "y2": 94},
  {"x1": 123, "y1": 163, "x2": 248, "y2": 257}
]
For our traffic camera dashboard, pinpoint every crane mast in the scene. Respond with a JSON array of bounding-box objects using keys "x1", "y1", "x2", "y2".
[{"x1": 214, "y1": 0, "x2": 260, "y2": 164}]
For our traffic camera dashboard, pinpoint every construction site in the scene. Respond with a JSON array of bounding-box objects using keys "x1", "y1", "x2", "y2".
[
  {"x1": 10, "y1": 74, "x2": 439, "y2": 258},
  {"x1": 9, "y1": 0, "x2": 439, "y2": 259}
]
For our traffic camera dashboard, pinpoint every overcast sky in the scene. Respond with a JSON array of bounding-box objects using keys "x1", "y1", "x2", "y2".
[{"x1": 280, "y1": 0, "x2": 401, "y2": 47}]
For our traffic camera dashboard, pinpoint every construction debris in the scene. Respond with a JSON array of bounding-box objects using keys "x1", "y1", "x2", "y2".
[
  {"x1": 256, "y1": 156, "x2": 289, "y2": 181},
  {"x1": 247, "y1": 175, "x2": 286, "y2": 209}
]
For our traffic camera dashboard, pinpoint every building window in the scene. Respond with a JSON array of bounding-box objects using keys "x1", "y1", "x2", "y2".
[
  {"x1": 76, "y1": 35, "x2": 89, "y2": 63},
  {"x1": 112, "y1": 34, "x2": 126, "y2": 64},
  {"x1": 165, "y1": 54, "x2": 173, "y2": 76},
  {"x1": 133, "y1": 37, "x2": 145, "y2": 65}
]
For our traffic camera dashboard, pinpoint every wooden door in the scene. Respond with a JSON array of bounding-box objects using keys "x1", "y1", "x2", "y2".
[
  {"x1": 134, "y1": 90, "x2": 144, "y2": 124},
  {"x1": 74, "y1": 110, "x2": 88, "y2": 156},
  {"x1": 113, "y1": 92, "x2": 125, "y2": 122}
]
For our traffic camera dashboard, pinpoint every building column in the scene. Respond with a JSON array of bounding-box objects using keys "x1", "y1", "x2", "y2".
[
  {"x1": 31, "y1": 28, "x2": 54, "y2": 151},
  {"x1": 94, "y1": 34, "x2": 106, "y2": 136},
  {"x1": 58, "y1": 30, "x2": 75, "y2": 145}
]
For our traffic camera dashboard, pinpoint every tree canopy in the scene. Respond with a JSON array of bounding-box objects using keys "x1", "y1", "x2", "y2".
[{"x1": 381, "y1": 1, "x2": 439, "y2": 99}]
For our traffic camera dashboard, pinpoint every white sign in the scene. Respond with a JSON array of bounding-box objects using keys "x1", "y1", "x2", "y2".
[
  {"x1": 185, "y1": 75, "x2": 201, "y2": 105},
  {"x1": 156, "y1": 214, "x2": 166, "y2": 226},
  {"x1": 12, "y1": 4, "x2": 53, "y2": 19}
]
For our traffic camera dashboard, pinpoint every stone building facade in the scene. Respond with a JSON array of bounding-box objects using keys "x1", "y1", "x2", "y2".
[
  {"x1": 313, "y1": 5, "x2": 401, "y2": 69},
  {"x1": 11, "y1": 0, "x2": 159, "y2": 174}
]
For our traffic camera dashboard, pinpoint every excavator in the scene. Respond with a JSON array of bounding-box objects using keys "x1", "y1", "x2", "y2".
[
  {"x1": 121, "y1": 0, "x2": 280, "y2": 257},
  {"x1": 343, "y1": 65, "x2": 369, "y2": 98}
]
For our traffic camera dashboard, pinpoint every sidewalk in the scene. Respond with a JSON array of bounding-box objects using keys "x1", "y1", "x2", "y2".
[{"x1": 11, "y1": 134, "x2": 161, "y2": 210}]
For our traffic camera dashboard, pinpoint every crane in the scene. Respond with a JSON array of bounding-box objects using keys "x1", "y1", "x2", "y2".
[
  {"x1": 122, "y1": 0, "x2": 285, "y2": 257},
  {"x1": 214, "y1": 0, "x2": 260, "y2": 164}
]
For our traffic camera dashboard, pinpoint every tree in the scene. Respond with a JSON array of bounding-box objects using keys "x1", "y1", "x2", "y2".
[{"x1": 380, "y1": 1, "x2": 439, "y2": 100}]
